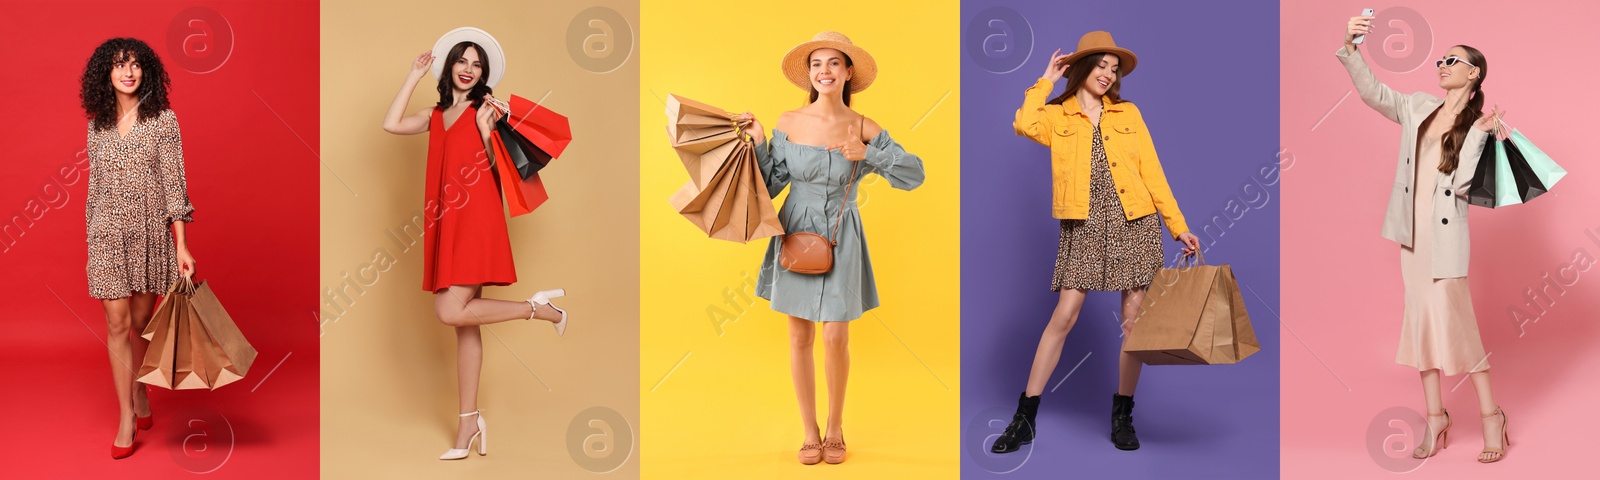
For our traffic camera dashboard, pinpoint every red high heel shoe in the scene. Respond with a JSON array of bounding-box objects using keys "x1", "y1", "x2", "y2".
[
  {"x1": 136, "y1": 385, "x2": 153, "y2": 430},
  {"x1": 111, "y1": 431, "x2": 136, "y2": 459}
]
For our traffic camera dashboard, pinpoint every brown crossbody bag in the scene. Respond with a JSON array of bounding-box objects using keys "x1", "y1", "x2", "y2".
[{"x1": 778, "y1": 117, "x2": 864, "y2": 275}]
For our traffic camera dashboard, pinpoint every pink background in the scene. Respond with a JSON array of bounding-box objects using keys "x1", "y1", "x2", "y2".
[{"x1": 1281, "y1": 1, "x2": 1600, "y2": 477}]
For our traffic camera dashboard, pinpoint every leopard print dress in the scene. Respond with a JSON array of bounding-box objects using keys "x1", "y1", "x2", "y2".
[
  {"x1": 85, "y1": 109, "x2": 195, "y2": 299},
  {"x1": 1052, "y1": 124, "x2": 1164, "y2": 292}
]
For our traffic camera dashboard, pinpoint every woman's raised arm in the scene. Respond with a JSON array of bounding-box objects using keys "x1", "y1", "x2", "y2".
[{"x1": 383, "y1": 51, "x2": 436, "y2": 135}]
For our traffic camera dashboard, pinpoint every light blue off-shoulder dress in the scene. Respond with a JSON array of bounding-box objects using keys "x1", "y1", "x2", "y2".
[{"x1": 753, "y1": 128, "x2": 925, "y2": 322}]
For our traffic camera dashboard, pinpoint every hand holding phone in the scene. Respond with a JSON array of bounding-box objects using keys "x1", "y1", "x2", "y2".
[{"x1": 1351, "y1": 8, "x2": 1375, "y2": 45}]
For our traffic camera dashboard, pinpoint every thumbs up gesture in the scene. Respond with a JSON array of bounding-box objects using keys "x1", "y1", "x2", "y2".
[{"x1": 828, "y1": 123, "x2": 868, "y2": 161}]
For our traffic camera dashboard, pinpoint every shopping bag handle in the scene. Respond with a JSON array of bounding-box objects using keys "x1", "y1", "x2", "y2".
[
  {"x1": 725, "y1": 109, "x2": 754, "y2": 144},
  {"x1": 733, "y1": 118, "x2": 753, "y2": 144},
  {"x1": 1487, "y1": 110, "x2": 1513, "y2": 141},
  {"x1": 485, "y1": 95, "x2": 509, "y2": 114},
  {"x1": 1176, "y1": 249, "x2": 1206, "y2": 269},
  {"x1": 169, "y1": 275, "x2": 197, "y2": 296}
]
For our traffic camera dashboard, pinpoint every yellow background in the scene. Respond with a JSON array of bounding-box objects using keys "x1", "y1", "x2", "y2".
[
  {"x1": 639, "y1": 1, "x2": 962, "y2": 478},
  {"x1": 319, "y1": 0, "x2": 639, "y2": 477}
]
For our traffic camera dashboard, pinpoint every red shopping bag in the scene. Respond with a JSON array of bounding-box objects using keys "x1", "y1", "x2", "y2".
[
  {"x1": 491, "y1": 129, "x2": 549, "y2": 216},
  {"x1": 493, "y1": 94, "x2": 572, "y2": 159}
]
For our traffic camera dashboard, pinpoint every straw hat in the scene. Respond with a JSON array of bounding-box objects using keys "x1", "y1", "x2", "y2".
[
  {"x1": 782, "y1": 31, "x2": 877, "y2": 94},
  {"x1": 430, "y1": 27, "x2": 506, "y2": 88},
  {"x1": 1061, "y1": 31, "x2": 1137, "y2": 76}
]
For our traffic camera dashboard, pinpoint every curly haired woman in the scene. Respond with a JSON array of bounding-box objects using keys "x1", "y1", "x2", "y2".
[{"x1": 79, "y1": 37, "x2": 194, "y2": 460}]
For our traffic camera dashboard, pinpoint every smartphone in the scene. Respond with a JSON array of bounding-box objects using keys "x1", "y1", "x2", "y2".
[{"x1": 1352, "y1": 8, "x2": 1375, "y2": 45}]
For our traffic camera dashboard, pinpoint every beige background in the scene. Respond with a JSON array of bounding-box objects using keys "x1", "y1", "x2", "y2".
[{"x1": 319, "y1": 0, "x2": 639, "y2": 477}]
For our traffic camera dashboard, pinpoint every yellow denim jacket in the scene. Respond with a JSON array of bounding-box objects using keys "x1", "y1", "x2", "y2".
[{"x1": 1014, "y1": 77, "x2": 1189, "y2": 238}]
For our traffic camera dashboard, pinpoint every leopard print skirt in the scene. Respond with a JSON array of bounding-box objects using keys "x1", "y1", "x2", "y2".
[{"x1": 1052, "y1": 125, "x2": 1164, "y2": 292}]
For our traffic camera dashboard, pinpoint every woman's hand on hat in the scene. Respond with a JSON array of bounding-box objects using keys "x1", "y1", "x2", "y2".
[
  {"x1": 1345, "y1": 16, "x2": 1373, "y2": 50},
  {"x1": 738, "y1": 112, "x2": 765, "y2": 144},
  {"x1": 829, "y1": 124, "x2": 867, "y2": 161},
  {"x1": 1042, "y1": 48, "x2": 1070, "y2": 83},
  {"x1": 410, "y1": 51, "x2": 435, "y2": 80}
]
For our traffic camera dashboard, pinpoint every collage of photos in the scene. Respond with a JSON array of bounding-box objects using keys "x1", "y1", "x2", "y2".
[{"x1": 0, "y1": 0, "x2": 1592, "y2": 479}]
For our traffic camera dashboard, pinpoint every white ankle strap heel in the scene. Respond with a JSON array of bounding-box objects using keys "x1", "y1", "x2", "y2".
[
  {"x1": 528, "y1": 289, "x2": 568, "y2": 336},
  {"x1": 439, "y1": 410, "x2": 487, "y2": 460}
]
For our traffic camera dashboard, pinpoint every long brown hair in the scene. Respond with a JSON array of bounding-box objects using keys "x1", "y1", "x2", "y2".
[
  {"x1": 1439, "y1": 45, "x2": 1486, "y2": 174},
  {"x1": 1047, "y1": 52, "x2": 1127, "y2": 106}
]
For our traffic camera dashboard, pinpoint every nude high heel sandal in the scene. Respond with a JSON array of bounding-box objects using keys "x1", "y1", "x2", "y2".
[
  {"x1": 527, "y1": 289, "x2": 568, "y2": 336},
  {"x1": 439, "y1": 410, "x2": 487, "y2": 460},
  {"x1": 1479, "y1": 407, "x2": 1509, "y2": 463},
  {"x1": 1412, "y1": 409, "x2": 1451, "y2": 459}
]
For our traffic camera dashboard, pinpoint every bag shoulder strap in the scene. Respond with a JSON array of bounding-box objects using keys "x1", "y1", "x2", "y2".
[{"x1": 826, "y1": 116, "x2": 865, "y2": 245}]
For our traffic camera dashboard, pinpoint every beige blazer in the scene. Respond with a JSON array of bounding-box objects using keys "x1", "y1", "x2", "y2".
[{"x1": 1336, "y1": 46, "x2": 1489, "y2": 279}]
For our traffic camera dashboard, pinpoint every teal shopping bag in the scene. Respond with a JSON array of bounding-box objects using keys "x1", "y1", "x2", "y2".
[
  {"x1": 1470, "y1": 125, "x2": 1565, "y2": 208},
  {"x1": 1508, "y1": 129, "x2": 1566, "y2": 191},
  {"x1": 1492, "y1": 140, "x2": 1522, "y2": 207}
]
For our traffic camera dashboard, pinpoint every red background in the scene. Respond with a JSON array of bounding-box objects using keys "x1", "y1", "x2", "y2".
[{"x1": 0, "y1": 1, "x2": 319, "y2": 477}]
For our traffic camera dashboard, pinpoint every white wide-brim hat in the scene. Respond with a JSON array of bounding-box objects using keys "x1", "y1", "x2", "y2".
[{"x1": 430, "y1": 27, "x2": 506, "y2": 88}]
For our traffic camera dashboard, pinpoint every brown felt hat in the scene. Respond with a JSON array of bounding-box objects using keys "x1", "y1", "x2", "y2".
[{"x1": 1061, "y1": 31, "x2": 1137, "y2": 76}]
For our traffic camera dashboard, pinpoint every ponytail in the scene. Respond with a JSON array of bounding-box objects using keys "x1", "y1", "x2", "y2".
[{"x1": 1440, "y1": 45, "x2": 1487, "y2": 174}]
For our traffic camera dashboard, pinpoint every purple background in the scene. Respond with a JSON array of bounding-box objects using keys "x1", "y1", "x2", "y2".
[{"x1": 960, "y1": 1, "x2": 1281, "y2": 478}]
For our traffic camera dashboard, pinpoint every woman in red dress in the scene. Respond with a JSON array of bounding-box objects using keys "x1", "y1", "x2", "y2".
[{"x1": 381, "y1": 28, "x2": 569, "y2": 461}]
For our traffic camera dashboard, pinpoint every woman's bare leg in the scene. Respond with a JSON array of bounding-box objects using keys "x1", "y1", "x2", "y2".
[
  {"x1": 1117, "y1": 288, "x2": 1147, "y2": 396},
  {"x1": 102, "y1": 297, "x2": 136, "y2": 448},
  {"x1": 432, "y1": 284, "x2": 566, "y2": 449},
  {"x1": 1414, "y1": 369, "x2": 1449, "y2": 456},
  {"x1": 789, "y1": 316, "x2": 821, "y2": 444},
  {"x1": 452, "y1": 323, "x2": 483, "y2": 449},
  {"x1": 822, "y1": 321, "x2": 849, "y2": 440},
  {"x1": 128, "y1": 292, "x2": 158, "y2": 418},
  {"x1": 436, "y1": 286, "x2": 490, "y2": 450},
  {"x1": 1469, "y1": 370, "x2": 1504, "y2": 462},
  {"x1": 1024, "y1": 289, "x2": 1088, "y2": 396},
  {"x1": 434, "y1": 284, "x2": 548, "y2": 327}
]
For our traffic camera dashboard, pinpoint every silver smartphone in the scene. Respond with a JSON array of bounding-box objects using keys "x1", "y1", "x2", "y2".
[{"x1": 1352, "y1": 8, "x2": 1375, "y2": 45}]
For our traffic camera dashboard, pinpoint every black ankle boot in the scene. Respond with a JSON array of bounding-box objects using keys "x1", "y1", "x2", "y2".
[
  {"x1": 990, "y1": 393, "x2": 1041, "y2": 454},
  {"x1": 1111, "y1": 393, "x2": 1140, "y2": 450}
]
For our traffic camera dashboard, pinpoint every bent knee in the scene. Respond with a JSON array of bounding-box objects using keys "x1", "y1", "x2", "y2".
[{"x1": 434, "y1": 307, "x2": 474, "y2": 327}]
